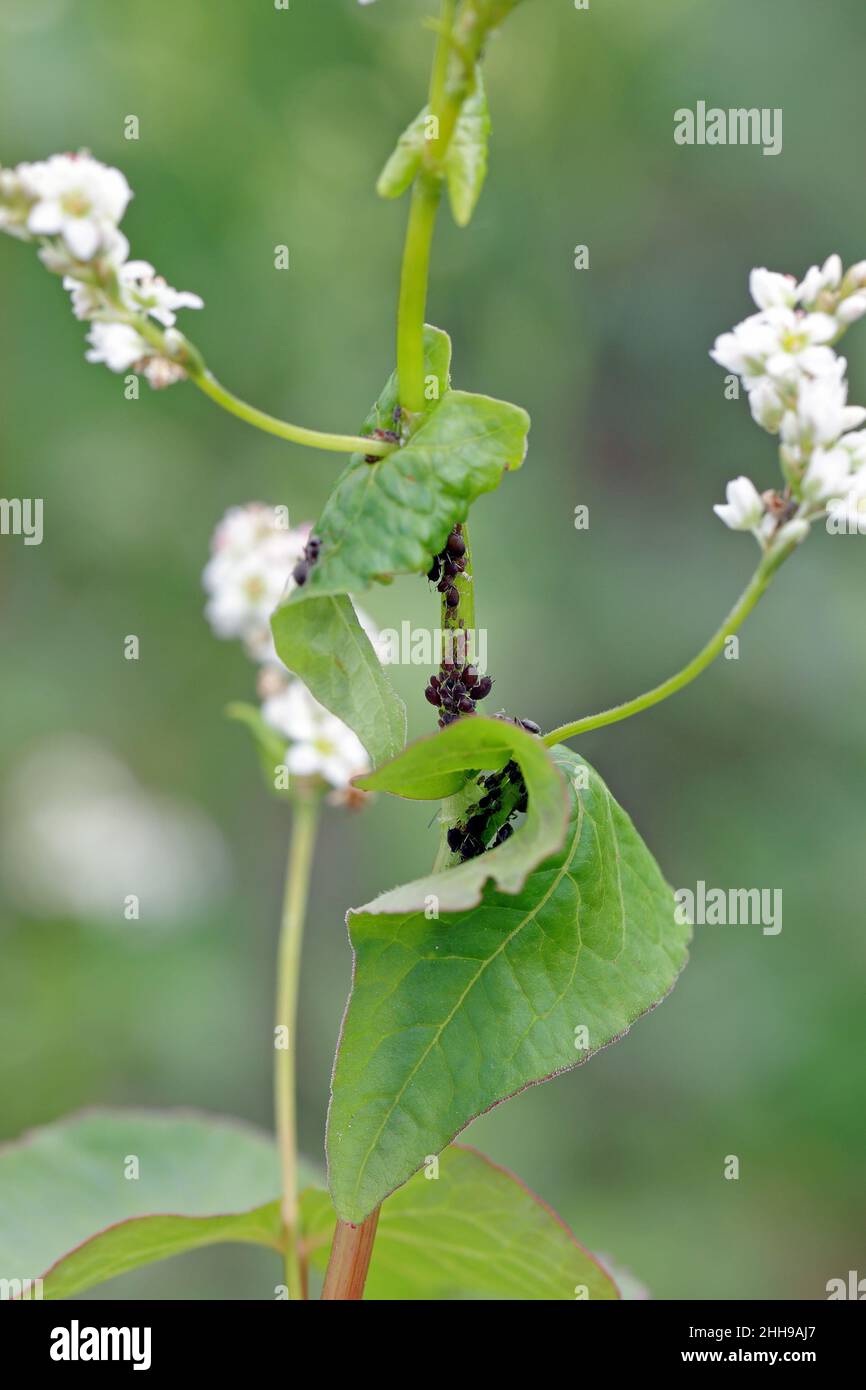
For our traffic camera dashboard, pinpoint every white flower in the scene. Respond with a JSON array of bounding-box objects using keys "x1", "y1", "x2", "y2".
[
  {"x1": 18, "y1": 152, "x2": 131, "y2": 261},
  {"x1": 65, "y1": 253, "x2": 203, "y2": 326},
  {"x1": 761, "y1": 307, "x2": 838, "y2": 383},
  {"x1": 789, "y1": 365, "x2": 866, "y2": 448},
  {"x1": 61, "y1": 228, "x2": 131, "y2": 316},
  {"x1": 203, "y1": 505, "x2": 309, "y2": 657},
  {"x1": 749, "y1": 268, "x2": 797, "y2": 311},
  {"x1": 837, "y1": 429, "x2": 866, "y2": 471},
  {"x1": 0, "y1": 165, "x2": 32, "y2": 240},
  {"x1": 85, "y1": 321, "x2": 151, "y2": 371},
  {"x1": 748, "y1": 378, "x2": 786, "y2": 433},
  {"x1": 710, "y1": 313, "x2": 780, "y2": 380},
  {"x1": 797, "y1": 254, "x2": 842, "y2": 308},
  {"x1": 836, "y1": 293, "x2": 866, "y2": 326},
  {"x1": 713, "y1": 476, "x2": 765, "y2": 533},
  {"x1": 774, "y1": 517, "x2": 811, "y2": 548},
  {"x1": 117, "y1": 260, "x2": 204, "y2": 326},
  {"x1": 826, "y1": 472, "x2": 866, "y2": 528},
  {"x1": 262, "y1": 681, "x2": 369, "y2": 789},
  {"x1": 801, "y1": 446, "x2": 853, "y2": 503}
]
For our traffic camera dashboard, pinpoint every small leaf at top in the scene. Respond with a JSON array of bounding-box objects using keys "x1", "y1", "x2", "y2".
[
  {"x1": 445, "y1": 69, "x2": 490, "y2": 227},
  {"x1": 327, "y1": 747, "x2": 691, "y2": 1223},
  {"x1": 378, "y1": 70, "x2": 490, "y2": 228},
  {"x1": 376, "y1": 108, "x2": 426, "y2": 200}
]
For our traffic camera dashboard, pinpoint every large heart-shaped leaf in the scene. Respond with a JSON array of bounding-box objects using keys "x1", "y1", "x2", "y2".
[
  {"x1": 354, "y1": 716, "x2": 569, "y2": 912},
  {"x1": 0, "y1": 1109, "x2": 316, "y2": 1299},
  {"x1": 289, "y1": 327, "x2": 528, "y2": 601},
  {"x1": 302, "y1": 1144, "x2": 619, "y2": 1300},
  {"x1": 328, "y1": 747, "x2": 691, "y2": 1223},
  {"x1": 271, "y1": 595, "x2": 406, "y2": 769}
]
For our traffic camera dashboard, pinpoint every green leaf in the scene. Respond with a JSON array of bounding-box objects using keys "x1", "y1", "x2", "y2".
[
  {"x1": 354, "y1": 716, "x2": 570, "y2": 912},
  {"x1": 0, "y1": 1109, "x2": 313, "y2": 1299},
  {"x1": 377, "y1": 71, "x2": 490, "y2": 228},
  {"x1": 226, "y1": 702, "x2": 291, "y2": 797},
  {"x1": 293, "y1": 355, "x2": 529, "y2": 599},
  {"x1": 376, "y1": 108, "x2": 426, "y2": 200},
  {"x1": 270, "y1": 331, "x2": 451, "y2": 765},
  {"x1": 328, "y1": 747, "x2": 691, "y2": 1223},
  {"x1": 271, "y1": 595, "x2": 406, "y2": 769},
  {"x1": 302, "y1": 1144, "x2": 619, "y2": 1300},
  {"x1": 445, "y1": 70, "x2": 490, "y2": 227}
]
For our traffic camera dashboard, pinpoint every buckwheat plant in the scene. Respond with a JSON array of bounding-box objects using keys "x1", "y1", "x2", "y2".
[{"x1": 2, "y1": 0, "x2": 864, "y2": 1303}]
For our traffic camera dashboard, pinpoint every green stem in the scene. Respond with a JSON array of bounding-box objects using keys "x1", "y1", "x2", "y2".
[
  {"x1": 275, "y1": 790, "x2": 321, "y2": 1301},
  {"x1": 544, "y1": 541, "x2": 799, "y2": 749},
  {"x1": 396, "y1": 2, "x2": 520, "y2": 415},
  {"x1": 396, "y1": 0, "x2": 460, "y2": 414},
  {"x1": 190, "y1": 369, "x2": 390, "y2": 456},
  {"x1": 429, "y1": 0, "x2": 458, "y2": 112},
  {"x1": 129, "y1": 314, "x2": 390, "y2": 457},
  {"x1": 396, "y1": 174, "x2": 442, "y2": 414}
]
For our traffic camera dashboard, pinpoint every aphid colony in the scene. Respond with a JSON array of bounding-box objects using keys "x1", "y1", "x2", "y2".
[
  {"x1": 427, "y1": 522, "x2": 468, "y2": 610},
  {"x1": 424, "y1": 659, "x2": 493, "y2": 725},
  {"x1": 446, "y1": 760, "x2": 529, "y2": 863}
]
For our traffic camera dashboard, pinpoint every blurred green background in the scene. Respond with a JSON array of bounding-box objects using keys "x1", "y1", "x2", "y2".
[{"x1": 1, "y1": 0, "x2": 864, "y2": 1300}]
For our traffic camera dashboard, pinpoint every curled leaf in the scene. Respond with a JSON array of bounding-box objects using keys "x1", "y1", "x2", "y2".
[
  {"x1": 328, "y1": 748, "x2": 691, "y2": 1223},
  {"x1": 354, "y1": 715, "x2": 570, "y2": 911}
]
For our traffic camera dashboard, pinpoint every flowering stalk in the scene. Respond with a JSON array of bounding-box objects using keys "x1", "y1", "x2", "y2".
[
  {"x1": 547, "y1": 254, "x2": 866, "y2": 749},
  {"x1": 544, "y1": 531, "x2": 799, "y2": 749},
  {"x1": 0, "y1": 153, "x2": 392, "y2": 457},
  {"x1": 275, "y1": 788, "x2": 321, "y2": 1301},
  {"x1": 188, "y1": 367, "x2": 388, "y2": 456}
]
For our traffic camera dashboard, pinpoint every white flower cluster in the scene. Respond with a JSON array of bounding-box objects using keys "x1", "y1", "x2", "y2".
[
  {"x1": 0, "y1": 151, "x2": 202, "y2": 388},
  {"x1": 711, "y1": 255, "x2": 866, "y2": 544},
  {"x1": 203, "y1": 504, "x2": 376, "y2": 798}
]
